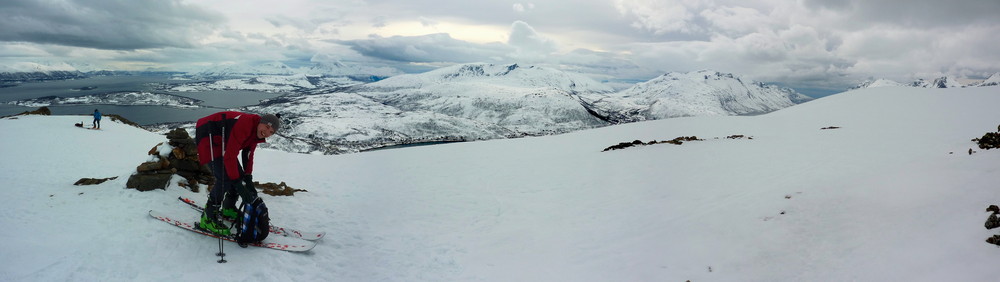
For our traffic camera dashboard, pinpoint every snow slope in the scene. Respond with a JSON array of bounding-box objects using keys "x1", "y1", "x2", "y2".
[
  {"x1": 253, "y1": 63, "x2": 617, "y2": 153},
  {"x1": 850, "y1": 78, "x2": 907, "y2": 89},
  {"x1": 2, "y1": 86, "x2": 1000, "y2": 281},
  {"x1": 586, "y1": 70, "x2": 811, "y2": 121},
  {"x1": 975, "y1": 72, "x2": 1000, "y2": 87}
]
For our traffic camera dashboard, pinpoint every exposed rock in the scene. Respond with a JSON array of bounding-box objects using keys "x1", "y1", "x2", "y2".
[
  {"x1": 125, "y1": 173, "x2": 172, "y2": 192},
  {"x1": 973, "y1": 131, "x2": 1000, "y2": 150},
  {"x1": 172, "y1": 147, "x2": 185, "y2": 159},
  {"x1": 136, "y1": 159, "x2": 169, "y2": 172},
  {"x1": 74, "y1": 176, "x2": 118, "y2": 186},
  {"x1": 987, "y1": 235, "x2": 1000, "y2": 246},
  {"x1": 255, "y1": 181, "x2": 308, "y2": 196},
  {"x1": 602, "y1": 136, "x2": 704, "y2": 151},
  {"x1": 166, "y1": 127, "x2": 190, "y2": 140},
  {"x1": 1, "y1": 106, "x2": 51, "y2": 118}
]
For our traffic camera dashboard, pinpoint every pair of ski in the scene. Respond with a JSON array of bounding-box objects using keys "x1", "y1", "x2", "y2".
[{"x1": 148, "y1": 197, "x2": 325, "y2": 252}]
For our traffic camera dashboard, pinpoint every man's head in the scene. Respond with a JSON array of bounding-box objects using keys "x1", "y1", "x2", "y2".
[{"x1": 257, "y1": 114, "x2": 281, "y2": 139}]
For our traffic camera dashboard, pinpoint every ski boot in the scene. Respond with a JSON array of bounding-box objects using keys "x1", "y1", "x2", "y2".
[
  {"x1": 199, "y1": 204, "x2": 231, "y2": 236},
  {"x1": 221, "y1": 207, "x2": 240, "y2": 221}
]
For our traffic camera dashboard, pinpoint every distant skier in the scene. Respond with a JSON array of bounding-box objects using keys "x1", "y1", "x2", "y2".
[
  {"x1": 194, "y1": 111, "x2": 281, "y2": 237},
  {"x1": 92, "y1": 109, "x2": 101, "y2": 129}
]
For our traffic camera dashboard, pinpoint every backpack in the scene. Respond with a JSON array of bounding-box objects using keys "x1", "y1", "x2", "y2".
[{"x1": 236, "y1": 197, "x2": 269, "y2": 245}]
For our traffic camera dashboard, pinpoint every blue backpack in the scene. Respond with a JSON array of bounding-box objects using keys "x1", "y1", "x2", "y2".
[{"x1": 236, "y1": 197, "x2": 269, "y2": 245}]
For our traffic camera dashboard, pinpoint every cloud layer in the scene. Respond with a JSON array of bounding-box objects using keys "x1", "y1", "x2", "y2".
[
  {"x1": 0, "y1": 0, "x2": 223, "y2": 50},
  {"x1": 0, "y1": 0, "x2": 997, "y2": 95}
]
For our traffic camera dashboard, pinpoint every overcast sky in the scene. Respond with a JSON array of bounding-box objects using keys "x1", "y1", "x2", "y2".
[{"x1": 1, "y1": 0, "x2": 998, "y2": 95}]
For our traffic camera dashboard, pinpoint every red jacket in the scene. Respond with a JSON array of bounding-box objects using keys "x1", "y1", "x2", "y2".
[{"x1": 195, "y1": 111, "x2": 267, "y2": 180}]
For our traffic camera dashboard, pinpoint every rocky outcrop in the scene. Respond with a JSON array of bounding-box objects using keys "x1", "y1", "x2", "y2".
[
  {"x1": 74, "y1": 176, "x2": 118, "y2": 186},
  {"x1": 256, "y1": 181, "x2": 308, "y2": 196},
  {"x1": 1, "y1": 106, "x2": 51, "y2": 118},
  {"x1": 972, "y1": 128, "x2": 1000, "y2": 150},
  {"x1": 602, "y1": 136, "x2": 704, "y2": 152},
  {"x1": 126, "y1": 128, "x2": 213, "y2": 192}
]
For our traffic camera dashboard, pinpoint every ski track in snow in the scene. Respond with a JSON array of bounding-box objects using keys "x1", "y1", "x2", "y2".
[{"x1": 1, "y1": 86, "x2": 1000, "y2": 281}]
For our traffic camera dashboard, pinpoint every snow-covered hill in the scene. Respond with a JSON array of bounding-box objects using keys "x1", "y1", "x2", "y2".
[
  {"x1": 850, "y1": 78, "x2": 907, "y2": 89},
  {"x1": 167, "y1": 74, "x2": 316, "y2": 93},
  {"x1": 0, "y1": 62, "x2": 86, "y2": 82},
  {"x1": 350, "y1": 63, "x2": 613, "y2": 133},
  {"x1": 354, "y1": 63, "x2": 614, "y2": 93},
  {"x1": 7, "y1": 92, "x2": 201, "y2": 108},
  {"x1": 249, "y1": 66, "x2": 814, "y2": 154},
  {"x1": 853, "y1": 73, "x2": 1000, "y2": 90},
  {"x1": 194, "y1": 61, "x2": 298, "y2": 78},
  {"x1": 584, "y1": 70, "x2": 811, "y2": 121},
  {"x1": 251, "y1": 63, "x2": 617, "y2": 153},
  {"x1": 304, "y1": 60, "x2": 400, "y2": 81},
  {"x1": 912, "y1": 76, "x2": 964, "y2": 88},
  {"x1": 2, "y1": 85, "x2": 999, "y2": 281},
  {"x1": 972, "y1": 72, "x2": 1000, "y2": 87},
  {"x1": 175, "y1": 60, "x2": 405, "y2": 93}
]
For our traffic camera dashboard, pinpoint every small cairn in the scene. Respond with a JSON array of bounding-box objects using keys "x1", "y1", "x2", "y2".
[{"x1": 126, "y1": 128, "x2": 214, "y2": 192}]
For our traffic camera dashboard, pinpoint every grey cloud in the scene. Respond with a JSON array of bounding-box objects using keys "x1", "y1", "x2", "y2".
[
  {"x1": 0, "y1": 0, "x2": 223, "y2": 50},
  {"x1": 372, "y1": 16, "x2": 388, "y2": 28},
  {"x1": 333, "y1": 33, "x2": 512, "y2": 63},
  {"x1": 507, "y1": 21, "x2": 558, "y2": 55},
  {"x1": 802, "y1": 0, "x2": 1000, "y2": 28}
]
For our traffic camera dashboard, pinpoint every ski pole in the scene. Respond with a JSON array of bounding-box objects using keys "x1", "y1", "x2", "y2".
[
  {"x1": 217, "y1": 235, "x2": 226, "y2": 263},
  {"x1": 218, "y1": 113, "x2": 228, "y2": 263}
]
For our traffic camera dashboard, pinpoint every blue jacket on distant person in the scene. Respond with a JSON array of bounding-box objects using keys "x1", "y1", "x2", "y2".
[{"x1": 93, "y1": 109, "x2": 101, "y2": 129}]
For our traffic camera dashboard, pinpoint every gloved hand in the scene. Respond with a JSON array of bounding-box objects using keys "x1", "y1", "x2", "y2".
[
  {"x1": 231, "y1": 177, "x2": 258, "y2": 202},
  {"x1": 243, "y1": 174, "x2": 254, "y2": 190}
]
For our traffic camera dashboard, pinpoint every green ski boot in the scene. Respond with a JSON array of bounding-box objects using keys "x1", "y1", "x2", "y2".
[
  {"x1": 199, "y1": 204, "x2": 231, "y2": 236},
  {"x1": 221, "y1": 207, "x2": 239, "y2": 221}
]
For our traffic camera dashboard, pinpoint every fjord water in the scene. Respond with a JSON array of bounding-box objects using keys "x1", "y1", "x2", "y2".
[{"x1": 0, "y1": 76, "x2": 284, "y2": 125}]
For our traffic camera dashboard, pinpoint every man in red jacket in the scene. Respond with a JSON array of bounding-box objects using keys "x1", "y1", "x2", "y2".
[{"x1": 194, "y1": 111, "x2": 281, "y2": 235}]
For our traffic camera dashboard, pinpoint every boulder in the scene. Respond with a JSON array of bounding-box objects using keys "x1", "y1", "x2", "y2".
[
  {"x1": 125, "y1": 173, "x2": 172, "y2": 191},
  {"x1": 166, "y1": 127, "x2": 190, "y2": 140}
]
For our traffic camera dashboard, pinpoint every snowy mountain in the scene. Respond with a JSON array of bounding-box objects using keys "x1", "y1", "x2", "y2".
[
  {"x1": 177, "y1": 60, "x2": 404, "y2": 93},
  {"x1": 850, "y1": 78, "x2": 906, "y2": 90},
  {"x1": 167, "y1": 74, "x2": 315, "y2": 93},
  {"x1": 911, "y1": 76, "x2": 964, "y2": 88},
  {"x1": 3, "y1": 85, "x2": 1000, "y2": 281},
  {"x1": 350, "y1": 63, "x2": 614, "y2": 132},
  {"x1": 250, "y1": 63, "x2": 615, "y2": 153},
  {"x1": 194, "y1": 61, "x2": 298, "y2": 78},
  {"x1": 354, "y1": 63, "x2": 614, "y2": 92},
  {"x1": 0, "y1": 62, "x2": 86, "y2": 82},
  {"x1": 248, "y1": 93, "x2": 512, "y2": 154},
  {"x1": 304, "y1": 60, "x2": 400, "y2": 81},
  {"x1": 6, "y1": 92, "x2": 201, "y2": 108},
  {"x1": 249, "y1": 65, "x2": 814, "y2": 154},
  {"x1": 853, "y1": 74, "x2": 1000, "y2": 90},
  {"x1": 583, "y1": 70, "x2": 811, "y2": 121},
  {"x1": 972, "y1": 72, "x2": 1000, "y2": 87}
]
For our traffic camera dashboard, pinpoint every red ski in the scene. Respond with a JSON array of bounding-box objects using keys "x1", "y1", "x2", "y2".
[
  {"x1": 149, "y1": 210, "x2": 316, "y2": 252},
  {"x1": 178, "y1": 197, "x2": 325, "y2": 241}
]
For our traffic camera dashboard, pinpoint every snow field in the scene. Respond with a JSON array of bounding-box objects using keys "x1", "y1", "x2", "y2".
[{"x1": 1, "y1": 85, "x2": 999, "y2": 281}]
